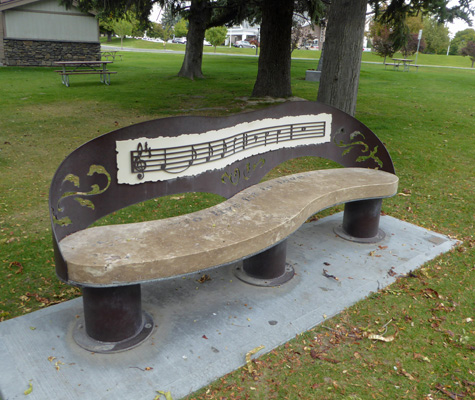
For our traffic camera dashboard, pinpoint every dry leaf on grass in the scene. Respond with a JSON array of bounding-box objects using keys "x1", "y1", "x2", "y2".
[
  {"x1": 368, "y1": 334, "x2": 395, "y2": 342},
  {"x1": 245, "y1": 345, "x2": 265, "y2": 373}
]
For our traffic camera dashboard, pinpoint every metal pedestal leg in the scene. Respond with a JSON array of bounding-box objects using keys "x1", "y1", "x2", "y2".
[
  {"x1": 334, "y1": 198, "x2": 385, "y2": 243},
  {"x1": 235, "y1": 240, "x2": 294, "y2": 286},
  {"x1": 73, "y1": 284, "x2": 154, "y2": 353}
]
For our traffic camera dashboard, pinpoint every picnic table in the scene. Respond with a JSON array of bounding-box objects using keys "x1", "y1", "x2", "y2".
[
  {"x1": 101, "y1": 50, "x2": 122, "y2": 61},
  {"x1": 392, "y1": 58, "x2": 414, "y2": 72},
  {"x1": 54, "y1": 60, "x2": 117, "y2": 87}
]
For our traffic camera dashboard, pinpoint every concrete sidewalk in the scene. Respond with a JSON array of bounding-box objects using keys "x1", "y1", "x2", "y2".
[{"x1": 0, "y1": 213, "x2": 457, "y2": 400}]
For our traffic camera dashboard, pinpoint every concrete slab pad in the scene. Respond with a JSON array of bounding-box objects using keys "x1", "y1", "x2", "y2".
[{"x1": 0, "y1": 214, "x2": 458, "y2": 400}]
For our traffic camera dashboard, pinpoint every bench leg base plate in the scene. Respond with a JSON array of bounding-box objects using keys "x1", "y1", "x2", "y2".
[
  {"x1": 333, "y1": 225, "x2": 386, "y2": 243},
  {"x1": 73, "y1": 311, "x2": 154, "y2": 353},
  {"x1": 234, "y1": 263, "x2": 295, "y2": 287}
]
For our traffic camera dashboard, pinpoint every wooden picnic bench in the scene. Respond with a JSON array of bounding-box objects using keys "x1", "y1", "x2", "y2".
[
  {"x1": 54, "y1": 61, "x2": 117, "y2": 87},
  {"x1": 384, "y1": 62, "x2": 399, "y2": 70},
  {"x1": 101, "y1": 50, "x2": 122, "y2": 61},
  {"x1": 49, "y1": 101, "x2": 398, "y2": 353}
]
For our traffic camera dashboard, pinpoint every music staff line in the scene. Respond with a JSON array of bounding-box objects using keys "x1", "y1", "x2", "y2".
[{"x1": 130, "y1": 121, "x2": 327, "y2": 177}]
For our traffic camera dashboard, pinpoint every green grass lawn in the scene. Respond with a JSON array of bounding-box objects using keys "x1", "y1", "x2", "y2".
[
  {"x1": 102, "y1": 36, "x2": 475, "y2": 69},
  {"x1": 0, "y1": 51, "x2": 474, "y2": 399}
]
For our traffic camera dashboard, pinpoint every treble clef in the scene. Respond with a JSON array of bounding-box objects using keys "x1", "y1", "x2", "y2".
[{"x1": 132, "y1": 142, "x2": 151, "y2": 180}]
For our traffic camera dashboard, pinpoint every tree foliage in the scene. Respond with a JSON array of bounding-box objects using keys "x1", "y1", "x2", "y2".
[
  {"x1": 205, "y1": 26, "x2": 228, "y2": 52},
  {"x1": 174, "y1": 18, "x2": 188, "y2": 38},
  {"x1": 461, "y1": 40, "x2": 475, "y2": 67},
  {"x1": 147, "y1": 22, "x2": 164, "y2": 38},
  {"x1": 423, "y1": 16, "x2": 450, "y2": 54},
  {"x1": 401, "y1": 32, "x2": 426, "y2": 56},
  {"x1": 370, "y1": 22, "x2": 399, "y2": 62},
  {"x1": 112, "y1": 13, "x2": 141, "y2": 48},
  {"x1": 450, "y1": 28, "x2": 475, "y2": 55}
]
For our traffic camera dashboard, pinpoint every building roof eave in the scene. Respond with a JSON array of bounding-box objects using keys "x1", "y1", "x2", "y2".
[{"x1": 0, "y1": 0, "x2": 96, "y2": 15}]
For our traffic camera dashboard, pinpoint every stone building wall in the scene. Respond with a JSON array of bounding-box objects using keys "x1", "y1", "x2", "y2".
[{"x1": 3, "y1": 39, "x2": 100, "y2": 66}]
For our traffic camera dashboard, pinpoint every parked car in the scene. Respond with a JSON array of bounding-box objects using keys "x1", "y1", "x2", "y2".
[
  {"x1": 233, "y1": 40, "x2": 256, "y2": 49},
  {"x1": 172, "y1": 37, "x2": 187, "y2": 44},
  {"x1": 203, "y1": 39, "x2": 212, "y2": 46}
]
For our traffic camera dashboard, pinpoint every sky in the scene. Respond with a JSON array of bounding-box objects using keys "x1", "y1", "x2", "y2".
[
  {"x1": 446, "y1": 0, "x2": 473, "y2": 37},
  {"x1": 447, "y1": 19, "x2": 472, "y2": 37}
]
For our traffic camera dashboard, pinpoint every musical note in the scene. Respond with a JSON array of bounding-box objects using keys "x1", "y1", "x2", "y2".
[
  {"x1": 221, "y1": 139, "x2": 227, "y2": 158},
  {"x1": 206, "y1": 142, "x2": 214, "y2": 162},
  {"x1": 160, "y1": 149, "x2": 167, "y2": 170},
  {"x1": 242, "y1": 133, "x2": 248, "y2": 150},
  {"x1": 189, "y1": 145, "x2": 197, "y2": 166}
]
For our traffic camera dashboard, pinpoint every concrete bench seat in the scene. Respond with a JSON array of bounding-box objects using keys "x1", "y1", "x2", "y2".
[
  {"x1": 60, "y1": 168, "x2": 398, "y2": 287},
  {"x1": 50, "y1": 100, "x2": 398, "y2": 352}
]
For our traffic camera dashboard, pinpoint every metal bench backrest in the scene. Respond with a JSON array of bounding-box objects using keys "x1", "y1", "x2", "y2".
[{"x1": 49, "y1": 101, "x2": 395, "y2": 282}]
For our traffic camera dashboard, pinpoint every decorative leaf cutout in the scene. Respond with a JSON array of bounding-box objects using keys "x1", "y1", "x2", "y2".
[
  {"x1": 334, "y1": 129, "x2": 383, "y2": 168},
  {"x1": 53, "y1": 215, "x2": 72, "y2": 226},
  {"x1": 55, "y1": 165, "x2": 111, "y2": 225},
  {"x1": 74, "y1": 198, "x2": 95, "y2": 209},
  {"x1": 63, "y1": 174, "x2": 80, "y2": 187}
]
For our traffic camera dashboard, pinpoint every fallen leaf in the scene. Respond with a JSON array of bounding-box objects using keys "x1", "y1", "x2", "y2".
[
  {"x1": 435, "y1": 383, "x2": 465, "y2": 400},
  {"x1": 400, "y1": 369, "x2": 416, "y2": 381},
  {"x1": 24, "y1": 382, "x2": 33, "y2": 395},
  {"x1": 310, "y1": 349, "x2": 340, "y2": 364},
  {"x1": 414, "y1": 353, "x2": 431, "y2": 363},
  {"x1": 368, "y1": 334, "x2": 395, "y2": 342},
  {"x1": 322, "y1": 269, "x2": 339, "y2": 281},
  {"x1": 245, "y1": 345, "x2": 265, "y2": 373},
  {"x1": 197, "y1": 274, "x2": 211, "y2": 284},
  {"x1": 55, "y1": 360, "x2": 64, "y2": 371},
  {"x1": 9, "y1": 261, "x2": 23, "y2": 274},
  {"x1": 154, "y1": 390, "x2": 173, "y2": 400}
]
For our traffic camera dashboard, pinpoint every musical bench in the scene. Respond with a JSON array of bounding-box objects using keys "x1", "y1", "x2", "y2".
[{"x1": 49, "y1": 101, "x2": 398, "y2": 353}]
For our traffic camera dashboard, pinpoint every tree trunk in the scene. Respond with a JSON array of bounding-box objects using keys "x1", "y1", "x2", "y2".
[
  {"x1": 251, "y1": 0, "x2": 294, "y2": 98},
  {"x1": 178, "y1": 0, "x2": 211, "y2": 80},
  {"x1": 316, "y1": 0, "x2": 367, "y2": 116}
]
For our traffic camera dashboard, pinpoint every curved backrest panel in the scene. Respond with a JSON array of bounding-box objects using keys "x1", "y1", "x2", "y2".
[{"x1": 50, "y1": 101, "x2": 394, "y2": 282}]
